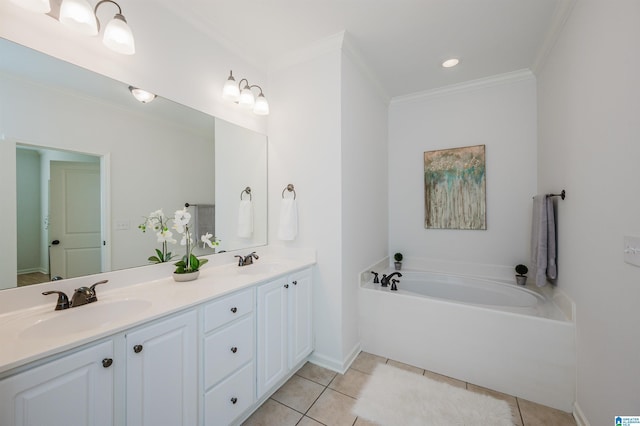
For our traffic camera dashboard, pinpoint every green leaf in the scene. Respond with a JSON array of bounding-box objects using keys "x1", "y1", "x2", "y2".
[
  {"x1": 199, "y1": 258, "x2": 208, "y2": 266},
  {"x1": 148, "y1": 256, "x2": 161, "y2": 263}
]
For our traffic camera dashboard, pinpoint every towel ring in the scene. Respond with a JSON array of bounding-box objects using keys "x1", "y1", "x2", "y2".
[
  {"x1": 240, "y1": 187, "x2": 252, "y2": 201},
  {"x1": 282, "y1": 184, "x2": 296, "y2": 200}
]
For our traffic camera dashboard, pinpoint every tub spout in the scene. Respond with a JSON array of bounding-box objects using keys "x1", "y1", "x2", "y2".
[{"x1": 381, "y1": 272, "x2": 402, "y2": 287}]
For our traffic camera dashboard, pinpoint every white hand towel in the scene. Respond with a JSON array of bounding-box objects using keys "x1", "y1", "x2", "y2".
[
  {"x1": 278, "y1": 198, "x2": 298, "y2": 241},
  {"x1": 237, "y1": 200, "x2": 253, "y2": 238}
]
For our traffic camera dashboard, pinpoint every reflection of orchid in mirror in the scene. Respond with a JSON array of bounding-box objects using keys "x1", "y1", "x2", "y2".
[{"x1": 138, "y1": 209, "x2": 176, "y2": 264}]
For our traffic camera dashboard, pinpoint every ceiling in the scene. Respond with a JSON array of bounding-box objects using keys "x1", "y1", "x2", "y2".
[{"x1": 157, "y1": 0, "x2": 574, "y2": 100}]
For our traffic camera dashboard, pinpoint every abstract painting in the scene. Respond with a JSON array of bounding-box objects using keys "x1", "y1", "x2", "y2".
[{"x1": 424, "y1": 145, "x2": 486, "y2": 230}]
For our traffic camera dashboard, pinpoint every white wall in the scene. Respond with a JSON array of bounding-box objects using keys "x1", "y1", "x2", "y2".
[
  {"x1": 267, "y1": 36, "x2": 344, "y2": 369},
  {"x1": 388, "y1": 74, "x2": 538, "y2": 279},
  {"x1": 537, "y1": 2, "x2": 640, "y2": 424},
  {"x1": 340, "y1": 48, "x2": 389, "y2": 364}
]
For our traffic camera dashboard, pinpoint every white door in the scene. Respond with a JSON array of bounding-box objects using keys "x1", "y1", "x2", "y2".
[
  {"x1": 126, "y1": 310, "x2": 198, "y2": 426},
  {"x1": 289, "y1": 269, "x2": 313, "y2": 368},
  {"x1": 256, "y1": 277, "x2": 288, "y2": 398},
  {"x1": 0, "y1": 340, "x2": 114, "y2": 426},
  {"x1": 49, "y1": 161, "x2": 101, "y2": 279}
]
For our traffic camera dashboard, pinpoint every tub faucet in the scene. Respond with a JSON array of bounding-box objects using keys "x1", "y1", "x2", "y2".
[
  {"x1": 390, "y1": 279, "x2": 399, "y2": 291},
  {"x1": 380, "y1": 272, "x2": 402, "y2": 287},
  {"x1": 370, "y1": 271, "x2": 379, "y2": 283}
]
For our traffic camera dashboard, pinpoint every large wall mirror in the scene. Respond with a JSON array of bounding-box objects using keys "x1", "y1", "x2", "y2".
[{"x1": 0, "y1": 38, "x2": 267, "y2": 290}]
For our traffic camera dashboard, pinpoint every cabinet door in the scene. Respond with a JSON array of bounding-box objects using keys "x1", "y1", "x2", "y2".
[
  {"x1": 126, "y1": 310, "x2": 197, "y2": 426},
  {"x1": 0, "y1": 340, "x2": 114, "y2": 426},
  {"x1": 256, "y1": 277, "x2": 288, "y2": 398},
  {"x1": 289, "y1": 269, "x2": 313, "y2": 368}
]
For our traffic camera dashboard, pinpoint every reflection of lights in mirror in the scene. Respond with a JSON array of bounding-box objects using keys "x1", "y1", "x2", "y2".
[{"x1": 0, "y1": 38, "x2": 268, "y2": 290}]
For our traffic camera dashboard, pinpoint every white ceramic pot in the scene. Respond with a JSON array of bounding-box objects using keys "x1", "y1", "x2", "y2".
[{"x1": 172, "y1": 270, "x2": 200, "y2": 282}]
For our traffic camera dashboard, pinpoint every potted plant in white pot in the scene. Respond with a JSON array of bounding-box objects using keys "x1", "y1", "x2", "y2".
[
  {"x1": 515, "y1": 264, "x2": 528, "y2": 286},
  {"x1": 394, "y1": 252, "x2": 403, "y2": 270}
]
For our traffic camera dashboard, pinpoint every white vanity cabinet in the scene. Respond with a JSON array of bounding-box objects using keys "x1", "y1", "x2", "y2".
[
  {"x1": 0, "y1": 340, "x2": 115, "y2": 426},
  {"x1": 126, "y1": 310, "x2": 198, "y2": 426},
  {"x1": 256, "y1": 268, "x2": 313, "y2": 398},
  {"x1": 202, "y1": 288, "x2": 255, "y2": 425}
]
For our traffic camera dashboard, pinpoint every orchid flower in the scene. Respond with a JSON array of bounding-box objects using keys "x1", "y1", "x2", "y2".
[
  {"x1": 157, "y1": 228, "x2": 176, "y2": 244},
  {"x1": 201, "y1": 232, "x2": 215, "y2": 248}
]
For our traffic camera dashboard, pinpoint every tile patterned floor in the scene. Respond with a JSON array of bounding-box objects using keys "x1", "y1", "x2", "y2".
[{"x1": 242, "y1": 351, "x2": 576, "y2": 426}]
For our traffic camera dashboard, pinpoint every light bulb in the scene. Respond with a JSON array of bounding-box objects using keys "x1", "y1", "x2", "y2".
[
  {"x1": 222, "y1": 72, "x2": 240, "y2": 101},
  {"x1": 238, "y1": 85, "x2": 255, "y2": 108},
  {"x1": 442, "y1": 58, "x2": 460, "y2": 68},
  {"x1": 253, "y1": 93, "x2": 269, "y2": 115},
  {"x1": 103, "y1": 14, "x2": 135, "y2": 55},
  {"x1": 129, "y1": 86, "x2": 156, "y2": 103},
  {"x1": 59, "y1": 0, "x2": 98, "y2": 35}
]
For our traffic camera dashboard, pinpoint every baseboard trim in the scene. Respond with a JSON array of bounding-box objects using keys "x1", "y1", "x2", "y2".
[
  {"x1": 573, "y1": 402, "x2": 590, "y2": 426},
  {"x1": 307, "y1": 343, "x2": 362, "y2": 374}
]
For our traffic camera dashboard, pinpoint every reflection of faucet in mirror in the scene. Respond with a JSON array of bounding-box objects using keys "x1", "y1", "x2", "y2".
[{"x1": 42, "y1": 280, "x2": 109, "y2": 311}]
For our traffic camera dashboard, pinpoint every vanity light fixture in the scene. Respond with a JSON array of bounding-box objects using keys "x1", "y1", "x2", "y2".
[
  {"x1": 222, "y1": 70, "x2": 269, "y2": 116},
  {"x1": 442, "y1": 58, "x2": 460, "y2": 68},
  {"x1": 13, "y1": 0, "x2": 136, "y2": 55},
  {"x1": 129, "y1": 86, "x2": 156, "y2": 103}
]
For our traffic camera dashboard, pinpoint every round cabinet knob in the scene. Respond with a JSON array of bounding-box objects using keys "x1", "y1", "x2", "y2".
[
  {"x1": 230, "y1": 346, "x2": 238, "y2": 354},
  {"x1": 133, "y1": 344, "x2": 143, "y2": 353},
  {"x1": 230, "y1": 397, "x2": 238, "y2": 405},
  {"x1": 102, "y1": 358, "x2": 113, "y2": 368},
  {"x1": 230, "y1": 307, "x2": 237, "y2": 313},
  {"x1": 292, "y1": 281, "x2": 298, "y2": 285},
  {"x1": 284, "y1": 284, "x2": 289, "y2": 289}
]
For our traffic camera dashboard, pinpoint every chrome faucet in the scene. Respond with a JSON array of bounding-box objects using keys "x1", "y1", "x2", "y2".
[
  {"x1": 235, "y1": 252, "x2": 259, "y2": 267},
  {"x1": 42, "y1": 280, "x2": 108, "y2": 311},
  {"x1": 380, "y1": 272, "x2": 402, "y2": 287}
]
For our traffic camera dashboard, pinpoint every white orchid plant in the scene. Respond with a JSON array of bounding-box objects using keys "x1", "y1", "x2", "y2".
[{"x1": 139, "y1": 207, "x2": 219, "y2": 273}]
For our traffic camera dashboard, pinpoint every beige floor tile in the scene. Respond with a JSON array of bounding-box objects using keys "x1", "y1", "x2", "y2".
[
  {"x1": 354, "y1": 416, "x2": 380, "y2": 425},
  {"x1": 296, "y1": 416, "x2": 325, "y2": 426},
  {"x1": 467, "y1": 383, "x2": 524, "y2": 426},
  {"x1": 307, "y1": 388, "x2": 357, "y2": 426},
  {"x1": 328, "y1": 368, "x2": 371, "y2": 399},
  {"x1": 423, "y1": 370, "x2": 466, "y2": 389},
  {"x1": 296, "y1": 362, "x2": 337, "y2": 386},
  {"x1": 386, "y1": 359, "x2": 424, "y2": 375},
  {"x1": 518, "y1": 398, "x2": 576, "y2": 426},
  {"x1": 271, "y1": 375, "x2": 325, "y2": 413},
  {"x1": 350, "y1": 352, "x2": 387, "y2": 375},
  {"x1": 242, "y1": 399, "x2": 303, "y2": 426}
]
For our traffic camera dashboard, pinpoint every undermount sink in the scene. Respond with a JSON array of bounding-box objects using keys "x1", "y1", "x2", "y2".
[{"x1": 19, "y1": 298, "x2": 152, "y2": 340}]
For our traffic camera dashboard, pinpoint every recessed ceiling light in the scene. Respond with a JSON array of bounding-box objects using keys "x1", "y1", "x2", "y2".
[
  {"x1": 442, "y1": 58, "x2": 460, "y2": 68},
  {"x1": 129, "y1": 86, "x2": 157, "y2": 103}
]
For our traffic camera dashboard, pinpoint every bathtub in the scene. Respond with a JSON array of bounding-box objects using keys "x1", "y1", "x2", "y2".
[{"x1": 358, "y1": 269, "x2": 576, "y2": 412}]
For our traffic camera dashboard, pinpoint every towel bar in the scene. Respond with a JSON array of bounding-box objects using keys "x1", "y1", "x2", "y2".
[
  {"x1": 240, "y1": 187, "x2": 252, "y2": 201},
  {"x1": 282, "y1": 184, "x2": 296, "y2": 199},
  {"x1": 547, "y1": 190, "x2": 566, "y2": 200}
]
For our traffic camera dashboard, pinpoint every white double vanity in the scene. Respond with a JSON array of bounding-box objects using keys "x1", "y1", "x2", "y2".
[{"x1": 0, "y1": 248, "x2": 315, "y2": 426}]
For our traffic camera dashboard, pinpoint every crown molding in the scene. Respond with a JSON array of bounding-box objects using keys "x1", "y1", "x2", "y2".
[
  {"x1": 390, "y1": 69, "x2": 535, "y2": 105},
  {"x1": 532, "y1": 0, "x2": 577, "y2": 74},
  {"x1": 268, "y1": 31, "x2": 346, "y2": 73}
]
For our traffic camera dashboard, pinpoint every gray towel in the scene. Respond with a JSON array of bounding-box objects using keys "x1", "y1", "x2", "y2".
[{"x1": 531, "y1": 195, "x2": 557, "y2": 286}]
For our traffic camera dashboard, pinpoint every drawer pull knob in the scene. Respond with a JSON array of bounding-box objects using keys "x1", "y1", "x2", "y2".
[
  {"x1": 284, "y1": 284, "x2": 289, "y2": 289},
  {"x1": 230, "y1": 307, "x2": 238, "y2": 313},
  {"x1": 102, "y1": 358, "x2": 113, "y2": 368},
  {"x1": 231, "y1": 346, "x2": 238, "y2": 353},
  {"x1": 293, "y1": 281, "x2": 298, "y2": 285},
  {"x1": 133, "y1": 344, "x2": 143, "y2": 353},
  {"x1": 231, "y1": 397, "x2": 238, "y2": 404}
]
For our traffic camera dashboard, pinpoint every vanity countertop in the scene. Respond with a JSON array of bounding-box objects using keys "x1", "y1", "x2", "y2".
[{"x1": 0, "y1": 248, "x2": 315, "y2": 375}]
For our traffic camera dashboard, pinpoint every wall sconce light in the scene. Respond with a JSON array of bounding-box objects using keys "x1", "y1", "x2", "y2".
[
  {"x1": 129, "y1": 86, "x2": 156, "y2": 103},
  {"x1": 11, "y1": 0, "x2": 135, "y2": 55},
  {"x1": 222, "y1": 70, "x2": 269, "y2": 116}
]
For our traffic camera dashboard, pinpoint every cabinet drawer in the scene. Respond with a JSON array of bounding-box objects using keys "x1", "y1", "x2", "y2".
[
  {"x1": 204, "y1": 362, "x2": 254, "y2": 426},
  {"x1": 204, "y1": 288, "x2": 254, "y2": 333},
  {"x1": 204, "y1": 315, "x2": 254, "y2": 388}
]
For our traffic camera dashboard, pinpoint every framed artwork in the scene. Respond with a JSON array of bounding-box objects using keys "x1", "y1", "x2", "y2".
[{"x1": 424, "y1": 144, "x2": 486, "y2": 230}]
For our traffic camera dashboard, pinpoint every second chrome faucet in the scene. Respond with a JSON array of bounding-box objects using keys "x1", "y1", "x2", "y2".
[
  {"x1": 235, "y1": 252, "x2": 259, "y2": 267},
  {"x1": 42, "y1": 280, "x2": 109, "y2": 311}
]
